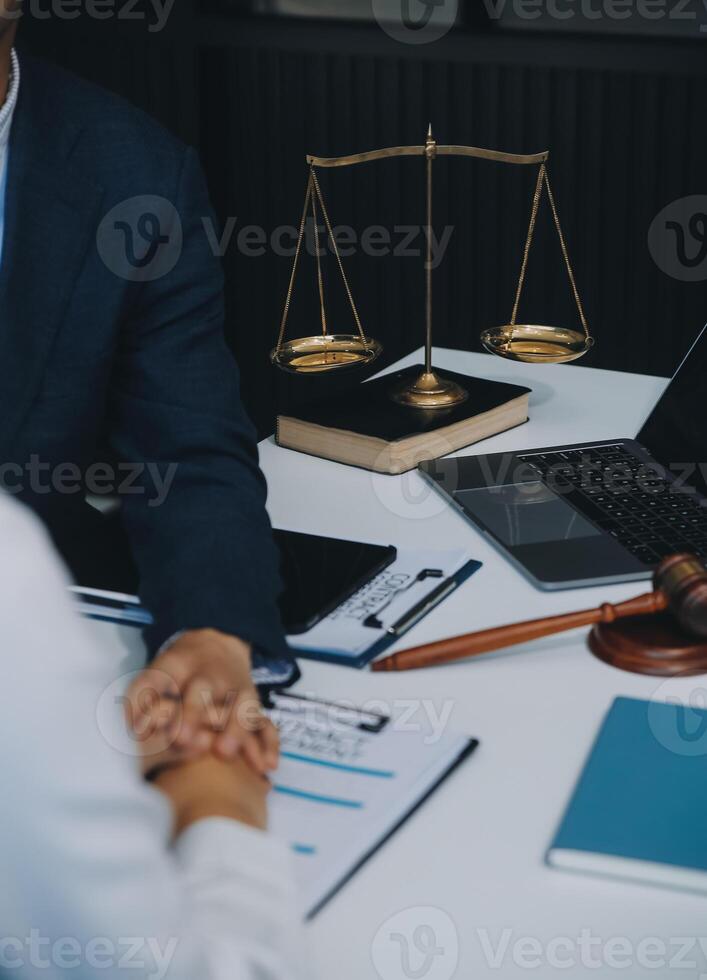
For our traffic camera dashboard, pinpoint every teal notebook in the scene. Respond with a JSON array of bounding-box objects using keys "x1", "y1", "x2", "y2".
[{"x1": 547, "y1": 696, "x2": 707, "y2": 894}]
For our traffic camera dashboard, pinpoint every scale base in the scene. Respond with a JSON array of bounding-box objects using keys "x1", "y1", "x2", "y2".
[
  {"x1": 389, "y1": 370, "x2": 468, "y2": 410},
  {"x1": 589, "y1": 613, "x2": 707, "y2": 677}
]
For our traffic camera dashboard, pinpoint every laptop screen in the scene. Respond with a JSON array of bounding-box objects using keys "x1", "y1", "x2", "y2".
[{"x1": 637, "y1": 324, "x2": 707, "y2": 498}]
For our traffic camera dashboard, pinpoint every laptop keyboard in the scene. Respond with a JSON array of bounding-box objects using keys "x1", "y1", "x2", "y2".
[{"x1": 518, "y1": 444, "x2": 707, "y2": 567}]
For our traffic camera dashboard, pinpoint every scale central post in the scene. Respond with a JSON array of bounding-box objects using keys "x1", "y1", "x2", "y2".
[{"x1": 390, "y1": 126, "x2": 468, "y2": 410}]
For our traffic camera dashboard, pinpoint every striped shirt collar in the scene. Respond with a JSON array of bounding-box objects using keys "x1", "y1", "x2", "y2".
[{"x1": 0, "y1": 49, "x2": 20, "y2": 152}]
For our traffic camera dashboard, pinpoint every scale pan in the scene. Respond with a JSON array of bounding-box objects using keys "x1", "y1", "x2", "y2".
[
  {"x1": 480, "y1": 324, "x2": 594, "y2": 364},
  {"x1": 270, "y1": 334, "x2": 382, "y2": 374}
]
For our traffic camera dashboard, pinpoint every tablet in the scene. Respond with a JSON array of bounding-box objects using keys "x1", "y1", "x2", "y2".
[{"x1": 274, "y1": 530, "x2": 396, "y2": 634}]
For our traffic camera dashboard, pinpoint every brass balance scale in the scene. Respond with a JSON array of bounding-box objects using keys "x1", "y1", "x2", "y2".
[{"x1": 271, "y1": 127, "x2": 594, "y2": 410}]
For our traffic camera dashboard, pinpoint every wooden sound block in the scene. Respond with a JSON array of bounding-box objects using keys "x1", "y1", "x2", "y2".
[{"x1": 589, "y1": 613, "x2": 707, "y2": 677}]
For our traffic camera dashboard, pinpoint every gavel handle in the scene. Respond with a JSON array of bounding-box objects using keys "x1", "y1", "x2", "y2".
[{"x1": 372, "y1": 590, "x2": 669, "y2": 672}]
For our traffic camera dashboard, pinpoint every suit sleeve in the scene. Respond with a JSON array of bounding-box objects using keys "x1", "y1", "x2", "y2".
[{"x1": 106, "y1": 146, "x2": 292, "y2": 662}]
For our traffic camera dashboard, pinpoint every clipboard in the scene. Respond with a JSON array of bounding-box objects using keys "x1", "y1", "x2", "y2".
[
  {"x1": 286, "y1": 550, "x2": 483, "y2": 669},
  {"x1": 71, "y1": 547, "x2": 483, "y2": 672},
  {"x1": 265, "y1": 691, "x2": 479, "y2": 917}
]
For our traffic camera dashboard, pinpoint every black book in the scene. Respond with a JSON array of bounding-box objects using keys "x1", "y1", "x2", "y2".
[{"x1": 277, "y1": 365, "x2": 531, "y2": 474}]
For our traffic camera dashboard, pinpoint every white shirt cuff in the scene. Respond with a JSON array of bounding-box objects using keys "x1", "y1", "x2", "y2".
[{"x1": 175, "y1": 817, "x2": 293, "y2": 881}]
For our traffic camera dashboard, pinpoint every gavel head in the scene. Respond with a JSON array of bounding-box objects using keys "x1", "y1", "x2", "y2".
[{"x1": 653, "y1": 554, "x2": 707, "y2": 638}]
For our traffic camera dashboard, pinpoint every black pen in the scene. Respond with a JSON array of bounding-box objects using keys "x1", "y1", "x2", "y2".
[{"x1": 386, "y1": 577, "x2": 458, "y2": 637}]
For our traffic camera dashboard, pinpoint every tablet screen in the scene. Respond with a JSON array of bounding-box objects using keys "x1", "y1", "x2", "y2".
[{"x1": 274, "y1": 530, "x2": 396, "y2": 634}]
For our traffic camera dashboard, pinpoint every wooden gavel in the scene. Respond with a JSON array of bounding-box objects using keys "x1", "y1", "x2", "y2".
[{"x1": 372, "y1": 554, "x2": 707, "y2": 672}]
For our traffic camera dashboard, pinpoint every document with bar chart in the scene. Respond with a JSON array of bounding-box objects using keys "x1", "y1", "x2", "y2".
[{"x1": 266, "y1": 692, "x2": 478, "y2": 918}]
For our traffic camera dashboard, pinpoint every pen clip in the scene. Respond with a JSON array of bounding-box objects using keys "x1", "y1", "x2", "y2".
[
  {"x1": 386, "y1": 579, "x2": 458, "y2": 637},
  {"x1": 268, "y1": 692, "x2": 389, "y2": 733},
  {"x1": 364, "y1": 568, "x2": 444, "y2": 630}
]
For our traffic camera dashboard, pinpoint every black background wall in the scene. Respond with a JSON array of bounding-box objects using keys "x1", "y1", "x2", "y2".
[{"x1": 18, "y1": 3, "x2": 707, "y2": 435}]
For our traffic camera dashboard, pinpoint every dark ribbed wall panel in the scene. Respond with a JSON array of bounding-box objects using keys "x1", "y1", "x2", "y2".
[
  {"x1": 19, "y1": 28, "x2": 198, "y2": 146},
  {"x1": 18, "y1": 12, "x2": 707, "y2": 433}
]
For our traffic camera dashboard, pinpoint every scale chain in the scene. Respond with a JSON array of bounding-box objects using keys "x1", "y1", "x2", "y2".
[
  {"x1": 511, "y1": 163, "x2": 590, "y2": 342},
  {"x1": 543, "y1": 168, "x2": 590, "y2": 340},
  {"x1": 310, "y1": 171, "x2": 328, "y2": 337},
  {"x1": 310, "y1": 167, "x2": 367, "y2": 344},
  {"x1": 511, "y1": 163, "x2": 545, "y2": 330},
  {"x1": 276, "y1": 171, "x2": 314, "y2": 351}
]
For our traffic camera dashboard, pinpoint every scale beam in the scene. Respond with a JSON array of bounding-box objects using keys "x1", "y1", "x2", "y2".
[{"x1": 307, "y1": 145, "x2": 549, "y2": 169}]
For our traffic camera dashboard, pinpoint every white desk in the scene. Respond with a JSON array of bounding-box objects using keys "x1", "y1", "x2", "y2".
[{"x1": 107, "y1": 349, "x2": 707, "y2": 980}]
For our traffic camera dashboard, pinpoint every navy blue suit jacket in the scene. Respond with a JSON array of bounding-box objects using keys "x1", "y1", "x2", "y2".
[{"x1": 2, "y1": 53, "x2": 291, "y2": 665}]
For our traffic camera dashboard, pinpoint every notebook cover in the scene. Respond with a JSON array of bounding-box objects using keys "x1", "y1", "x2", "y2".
[
  {"x1": 280, "y1": 365, "x2": 531, "y2": 443},
  {"x1": 549, "y1": 697, "x2": 707, "y2": 874}
]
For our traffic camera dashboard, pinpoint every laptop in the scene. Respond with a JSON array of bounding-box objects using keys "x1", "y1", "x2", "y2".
[{"x1": 419, "y1": 325, "x2": 707, "y2": 590}]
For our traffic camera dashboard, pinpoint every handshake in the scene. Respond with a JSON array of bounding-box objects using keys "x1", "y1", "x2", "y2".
[{"x1": 124, "y1": 628, "x2": 280, "y2": 835}]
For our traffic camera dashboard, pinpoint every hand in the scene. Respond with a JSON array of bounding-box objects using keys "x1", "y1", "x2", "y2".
[
  {"x1": 131, "y1": 698, "x2": 209, "y2": 779},
  {"x1": 153, "y1": 753, "x2": 271, "y2": 834},
  {"x1": 126, "y1": 629, "x2": 280, "y2": 776}
]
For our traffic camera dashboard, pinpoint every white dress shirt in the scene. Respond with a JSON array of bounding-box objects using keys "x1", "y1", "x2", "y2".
[
  {"x1": 0, "y1": 48, "x2": 19, "y2": 266},
  {"x1": 0, "y1": 495, "x2": 303, "y2": 980}
]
